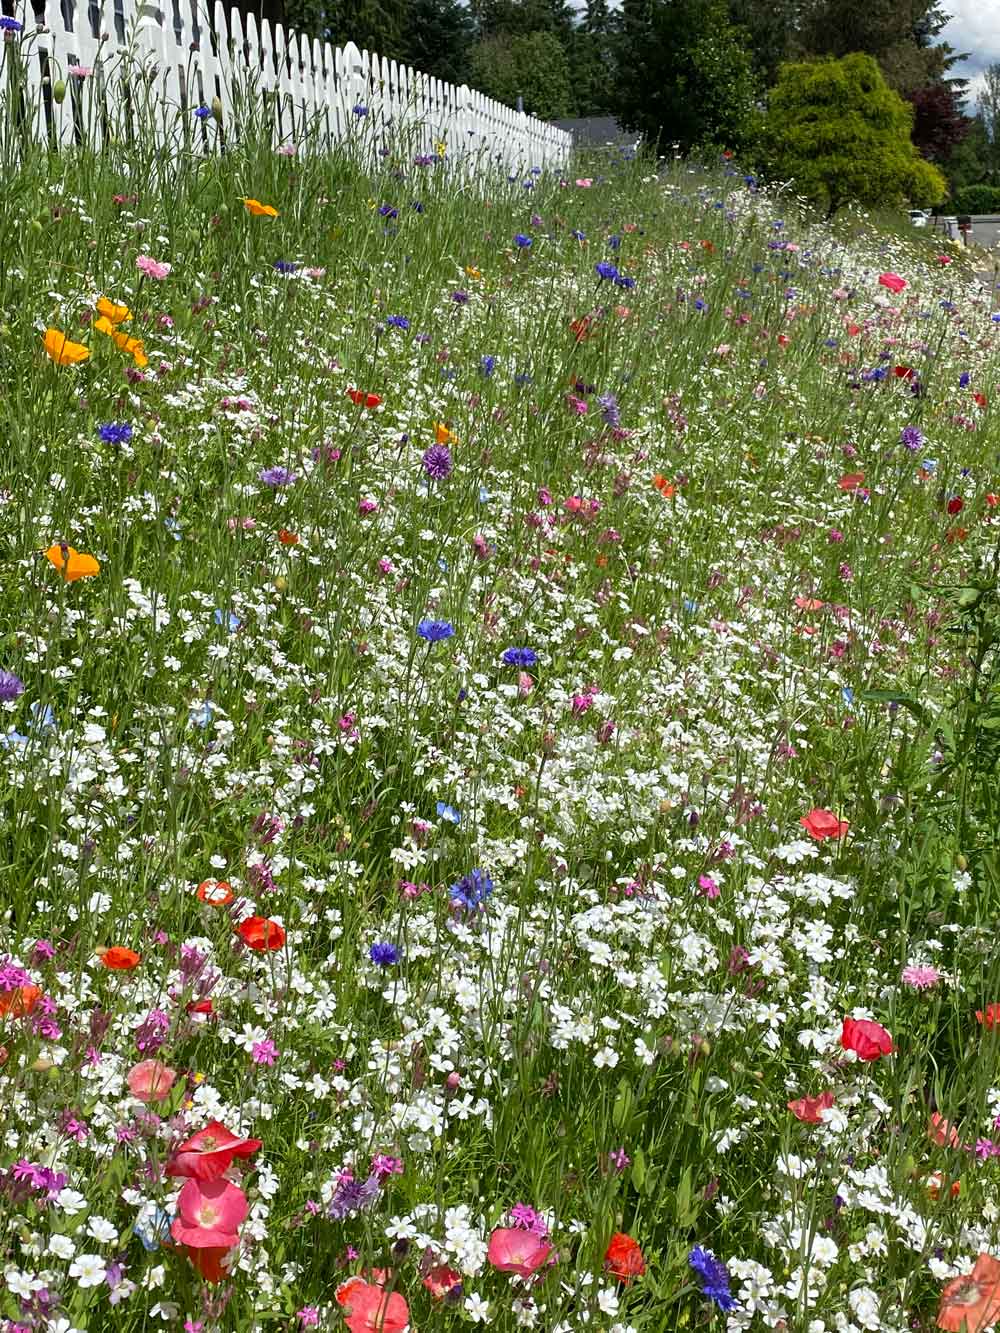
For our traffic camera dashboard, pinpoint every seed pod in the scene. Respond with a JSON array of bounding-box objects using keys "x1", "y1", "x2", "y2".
[
  {"x1": 211, "y1": 95, "x2": 223, "y2": 125},
  {"x1": 52, "y1": 79, "x2": 66, "y2": 103}
]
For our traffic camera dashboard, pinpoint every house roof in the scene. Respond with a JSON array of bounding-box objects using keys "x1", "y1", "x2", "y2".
[{"x1": 549, "y1": 116, "x2": 639, "y2": 147}]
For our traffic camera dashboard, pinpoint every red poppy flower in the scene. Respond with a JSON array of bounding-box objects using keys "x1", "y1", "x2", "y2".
[
  {"x1": 929, "y1": 1113, "x2": 961, "y2": 1148},
  {"x1": 800, "y1": 809, "x2": 849, "y2": 841},
  {"x1": 846, "y1": 322, "x2": 861, "y2": 336},
  {"x1": 986, "y1": 495, "x2": 998, "y2": 508},
  {"x1": 974, "y1": 392, "x2": 988, "y2": 409},
  {"x1": 166, "y1": 1120, "x2": 262, "y2": 1180},
  {"x1": 570, "y1": 315, "x2": 595, "y2": 342},
  {"x1": 947, "y1": 496, "x2": 964, "y2": 515},
  {"x1": 186, "y1": 998, "x2": 215, "y2": 1016},
  {"x1": 236, "y1": 916, "x2": 286, "y2": 951},
  {"x1": 422, "y1": 1264, "x2": 462, "y2": 1299},
  {"x1": 937, "y1": 1253, "x2": 1000, "y2": 1331},
  {"x1": 787, "y1": 1090, "x2": 835, "y2": 1124},
  {"x1": 182, "y1": 1243, "x2": 236, "y2": 1283},
  {"x1": 977, "y1": 1004, "x2": 1000, "y2": 1030},
  {"x1": 100, "y1": 946, "x2": 141, "y2": 970},
  {"x1": 838, "y1": 472, "x2": 865, "y2": 491},
  {"x1": 346, "y1": 388, "x2": 381, "y2": 408},
  {"x1": 894, "y1": 365, "x2": 914, "y2": 379},
  {"x1": 840, "y1": 1016, "x2": 893, "y2": 1061},
  {"x1": 0, "y1": 985, "x2": 42, "y2": 1019},
  {"x1": 878, "y1": 272, "x2": 906, "y2": 294},
  {"x1": 278, "y1": 528, "x2": 299, "y2": 545},
  {"x1": 605, "y1": 1232, "x2": 645, "y2": 1283},
  {"x1": 197, "y1": 879, "x2": 234, "y2": 906},
  {"x1": 652, "y1": 474, "x2": 675, "y2": 498}
]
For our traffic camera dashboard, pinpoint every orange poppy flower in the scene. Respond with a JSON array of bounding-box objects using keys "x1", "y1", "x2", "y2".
[
  {"x1": 926, "y1": 1170, "x2": 961, "y2": 1201},
  {"x1": 569, "y1": 315, "x2": 595, "y2": 342},
  {"x1": 0, "y1": 985, "x2": 42, "y2": 1019},
  {"x1": 43, "y1": 328, "x2": 89, "y2": 366},
  {"x1": 977, "y1": 1003, "x2": 1000, "y2": 1029},
  {"x1": 434, "y1": 421, "x2": 457, "y2": 445},
  {"x1": 604, "y1": 1232, "x2": 645, "y2": 1283},
  {"x1": 95, "y1": 296, "x2": 132, "y2": 325},
  {"x1": 937, "y1": 1253, "x2": 1000, "y2": 1331},
  {"x1": 652, "y1": 475, "x2": 675, "y2": 498},
  {"x1": 346, "y1": 388, "x2": 381, "y2": 408},
  {"x1": 197, "y1": 879, "x2": 234, "y2": 906},
  {"x1": 44, "y1": 544, "x2": 100, "y2": 581},
  {"x1": 278, "y1": 529, "x2": 299, "y2": 546},
  {"x1": 794, "y1": 596, "x2": 825, "y2": 612},
  {"x1": 236, "y1": 916, "x2": 286, "y2": 951},
  {"x1": 838, "y1": 472, "x2": 865, "y2": 491},
  {"x1": 100, "y1": 946, "x2": 141, "y2": 970},
  {"x1": 928, "y1": 1112, "x2": 961, "y2": 1148},
  {"x1": 241, "y1": 198, "x2": 278, "y2": 217},
  {"x1": 93, "y1": 316, "x2": 148, "y2": 368}
]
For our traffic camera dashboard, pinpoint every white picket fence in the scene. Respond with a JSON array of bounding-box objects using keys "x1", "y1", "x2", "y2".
[{"x1": 1, "y1": 0, "x2": 572, "y2": 169}]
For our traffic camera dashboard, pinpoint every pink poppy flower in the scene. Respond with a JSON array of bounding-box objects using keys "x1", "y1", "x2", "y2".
[
  {"x1": 166, "y1": 1120, "x2": 262, "y2": 1180},
  {"x1": 878, "y1": 272, "x2": 907, "y2": 294},
  {"x1": 341, "y1": 1282, "x2": 409, "y2": 1333},
  {"x1": 171, "y1": 1178, "x2": 248, "y2": 1249},
  {"x1": 575, "y1": 178, "x2": 593, "y2": 188},
  {"x1": 799, "y1": 808, "x2": 849, "y2": 841},
  {"x1": 487, "y1": 1226, "x2": 553, "y2": 1277},
  {"x1": 127, "y1": 1059, "x2": 177, "y2": 1102},
  {"x1": 787, "y1": 1090, "x2": 835, "y2": 1123},
  {"x1": 137, "y1": 255, "x2": 172, "y2": 280}
]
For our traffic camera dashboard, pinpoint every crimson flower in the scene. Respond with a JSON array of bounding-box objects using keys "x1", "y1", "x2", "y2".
[{"x1": 840, "y1": 1016, "x2": 893, "y2": 1061}]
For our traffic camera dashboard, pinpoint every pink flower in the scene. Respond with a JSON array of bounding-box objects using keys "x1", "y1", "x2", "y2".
[
  {"x1": 902, "y1": 964, "x2": 941, "y2": 990},
  {"x1": 341, "y1": 1282, "x2": 409, "y2": 1333},
  {"x1": 166, "y1": 1120, "x2": 262, "y2": 1181},
  {"x1": 878, "y1": 272, "x2": 906, "y2": 294},
  {"x1": 518, "y1": 671, "x2": 534, "y2": 697},
  {"x1": 171, "y1": 1178, "x2": 248, "y2": 1249},
  {"x1": 575, "y1": 178, "x2": 593, "y2": 188},
  {"x1": 67, "y1": 64, "x2": 93, "y2": 76},
  {"x1": 487, "y1": 1226, "x2": 553, "y2": 1276},
  {"x1": 697, "y1": 873, "x2": 719, "y2": 899},
  {"x1": 126, "y1": 1059, "x2": 177, "y2": 1103},
  {"x1": 251, "y1": 1038, "x2": 278, "y2": 1065},
  {"x1": 136, "y1": 255, "x2": 172, "y2": 280}
]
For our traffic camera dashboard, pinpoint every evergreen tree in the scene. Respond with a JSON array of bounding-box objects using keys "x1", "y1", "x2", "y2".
[
  {"x1": 569, "y1": 0, "x2": 620, "y2": 117},
  {"x1": 402, "y1": 0, "x2": 477, "y2": 85},
  {"x1": 613, "y1": 0, "x2": 759, "y2": 151},
  {"x1": 468, "y1": 30, "x2": 574, "y2": 118},
  {"x1": 907, "y1": 83, "x2": 970, "y2": 164},
  {"x1": 761, "y1": 53, "x2": 947, "y2": 215}
]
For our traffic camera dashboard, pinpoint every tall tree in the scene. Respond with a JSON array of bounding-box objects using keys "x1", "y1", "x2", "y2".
[
  {"x1": 613, "y1": 0, "x2": 759, "y2": 151},
  {"x1": 569, "y1": 0, "x2": 620, "y2": 117},
  {"x1": 761, "y1": 52, "x2": 947, "y2": 216},
  {"x1": 726, "y1": 0, "x2": 798, "y2": 87},
  {"x1": 981, "y1": 64, "x2": 1000, "y2": 182},
  {"x1": 907, "y1": 83, "x2": 970, "y2": 164},
  {"x1": 402, "y1": 0, "x2": 477, "y2": 85},
  {"x1": 468, "y1": 30, "x2": 574, "y2": 118},
  {"x1": 796, "y1": 0, "x2": 964, "y2": 94}
]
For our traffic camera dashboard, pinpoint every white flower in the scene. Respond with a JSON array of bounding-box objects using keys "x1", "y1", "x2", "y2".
[
  {"x1": 4, "y1": 1267, "x2": 42, "y2": 1299},
  {"x1": 48, "y1": 1234, "x2": 76, "y2": 1259},
  {"x1": 464, "y1": 1292, "x2": 491, "y2": 1322},
  {"x1": 86, "y1": 1216, "x2": 119, "y2": 1244},
  {"x1": 68, "y1": 1253, "x2": 107, "y2": 1288},
  {"x1": 593, "y1": 1045, "x2": 619, "y2": 1069},
  {"x1": 597, "y1": 1284, "x2": 620, "y2": 1315},
  {"x1": 56, "y1": 1188, "x2": 88, "y2": 1216},
  {"x1": 150, "y1": 1302, "x2": 180, "y2": 1320}
]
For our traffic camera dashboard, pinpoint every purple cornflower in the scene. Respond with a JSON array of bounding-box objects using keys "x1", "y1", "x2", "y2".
[
  {"x1": 422, "y1": 444, "x2": 453, "y2": 479},
  {"x1": 0, "y1": 15, "x2": 23, "y2": 29},
  {"x1": 480, "y1": 355, "x2": 497, "y2": 377},
  {"x1": 97, "y1": 422, "x2": 133, "y2": 444},
  {"x1": 273, "y1": 260, "x2": 298, "y2": 274},
  {"x1": 514, "y1": 234, "x2": 532, "y2": 248},
  {"x1": 352, "y1": 103, "x2": 368, "y2": 116},
  {"x1": 327, "y1": 1172, "x2": 381, "y2": 1220},
  {"x1": 598, "y1": 392, "x2": 620, "y2": 427},
  {"x1": 900, "y1": 425, "x2": 924, "y2": 451},
  {"x1": 502, "y1": 647, "x2": 537, "y2": 667},
  {"x1": 689, "y1": 1247, "x2": 737, "y2": 1312},
  {"x1": 902, "y1": 964, "x2": 940, "y2": 990},
  {"x1": 451, "y1": 290, "x2": 469, "y2": 304},
  {"x1": 0, "y1": 670, "x2": 24, "y2": 702},
  {"x1": 259, "y1": 465, "x2": 297, "y2": 488},
  {"x1": 369, "y1": 941, "x2": 399, "y2": 966},
  {"x1": 417, "y1": 619, "x2": 454, "y2": 643},
  {"x1": 378, "y1": 204, "x2": 398, "y2": 218}
]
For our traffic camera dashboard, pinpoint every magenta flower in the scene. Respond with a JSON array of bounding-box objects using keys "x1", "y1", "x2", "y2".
[
  {"x1": 251, "y1": 1038, "x2": 278, "y2": 1065},
  {"x1": 902, "y1": 964, "x2": 941, "y2": 990}
]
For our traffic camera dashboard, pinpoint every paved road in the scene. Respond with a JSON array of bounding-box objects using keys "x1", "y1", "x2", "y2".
[{"x1": 929, "y1": 214, "x2": 1000, "y2": 253}]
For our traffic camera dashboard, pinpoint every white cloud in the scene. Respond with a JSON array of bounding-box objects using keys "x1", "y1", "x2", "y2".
[{"x1": 942, "y1": 0, "x2": 1000, "y2": 106}]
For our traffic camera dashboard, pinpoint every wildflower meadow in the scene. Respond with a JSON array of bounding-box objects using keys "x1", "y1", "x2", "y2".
[{"x1": 5, "y1": 82, "x2": 1000, "y2": 1333}]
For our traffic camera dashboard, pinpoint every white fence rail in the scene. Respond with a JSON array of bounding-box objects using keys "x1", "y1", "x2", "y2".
[{"x1": 1, "y1": 0, "x2": 572, "y2": 169}]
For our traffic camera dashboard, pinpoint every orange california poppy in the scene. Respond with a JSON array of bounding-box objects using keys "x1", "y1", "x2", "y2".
[
  {"x1": 99, "y1": 946, "x2": 141, "y2": 970},
  {"x1": 43, "y1": 328, "x2": 89, "y2": 366},
  {"x1": 652, "y1": 474, "x2": 675, "y2": 498},
  {"x1": 0, "y1": 985, "x2": 42, "y2": 1019},
  {"x1": 434, "y1": 421, "x2": 457, "y2": 445},
  {"x1": 95, "y1": 296, "x2": 132, "y2": 325},
  {"x1": 236, "y1": 916, "x2": 286, "y2": 951},
  {"x1": 197, "y1": 879, "x2": 235, "y2": 906},
  {"x1": 93, "y1": 316, "x2": 148, "y2": 368},
  {"x1": 44, "y1": 544, "x2": 100, "y2": 582},
  {"x1": 241, "y1": 198, "x2": 279, "y2": 217},
  {"x1": 277, "y1": 529, "x2": 299, "y2": 546},
  {"x1": 937, "y1": 1254, "x2": 1000, "y2": 1331},
  {"x1": 346, "y1": 388, "x2": 381, "y2": 408}
]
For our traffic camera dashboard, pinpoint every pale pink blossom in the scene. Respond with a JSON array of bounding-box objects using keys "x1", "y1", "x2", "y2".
[{"x1": 137, "y1": 255, "x2": 172, "y2": 280}]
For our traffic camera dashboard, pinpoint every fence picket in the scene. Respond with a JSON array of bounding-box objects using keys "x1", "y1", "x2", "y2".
[{"x1": 3, "y1": 0, "x2": 572, "y2": 167}]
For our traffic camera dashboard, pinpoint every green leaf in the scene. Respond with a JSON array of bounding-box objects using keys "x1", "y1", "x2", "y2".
[
  {"x1": 612, "y1": 1078, "x2": 634, "y2": 1131},
  {"x1": 859, "y1": 689, "x2": 928, "y2": 723}
]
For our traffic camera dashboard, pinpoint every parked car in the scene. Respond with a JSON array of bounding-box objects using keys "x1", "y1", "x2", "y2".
[{"x1": 909, "y1": 209, "x2": 931, "y2": 228}]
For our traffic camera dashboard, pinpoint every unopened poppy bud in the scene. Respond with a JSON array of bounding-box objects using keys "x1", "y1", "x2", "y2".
[
  {"x1": 955, "y1": 853, "x2": 968, "y2": 871},
  {"x1": 445, "y1": 1070, "x2": 460, "y2": 1090},
  {"x1": 211, "y1": 95, "x2": 223, "y2": 125},
  {"x1": 52, "y1": 79, "x2": 66, "y2": 103},
  {"x1": 273, "y1": 575, "x2": 287, "y2": 592}
]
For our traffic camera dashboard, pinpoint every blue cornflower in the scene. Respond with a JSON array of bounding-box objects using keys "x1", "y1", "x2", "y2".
[
  {"x1": 959, "y1": 371, "x2": 971, "y2": 387},
  {"x1": 410, "y1": 201, "x2": 424, "y2": 213},
  {"x1": 353, "y1": 103, "x2": 368, "y2": 116},
  {"x1": 608, "y1": 234, "x2": 621, "y2": 250},
  {"x1": 693, "y1": 298, "x2": 707, "y2": 311},
  {"x1": 502, "y1": 647, "x2": 537, "y2": 667},
  {"x1": 900, "y1": 425, "x2": 924, "y2": 452},
  {"x1": 922, "y1": 458, "x2": 938, "y2": 473},
  {"x1": 688, "y1": 1247, "x2": 737, "y2": 1312},
  {"x1": 30, "y1": 702, "x2": 56, "y2": 733},
  {"x1": 214, "y1": 609, "x2": 241, "y2": 632},
  {"x1": 369, "y1": 941, "x2": 400, "y2": 966},
  {"x1": 273, "y1": 260, "x2": 298, "y2": 274},
  {"x1": 451, "y1": 290, "x2": 469, "y2": 305},
  {"x1": 259, "y1": 465, "x2": 297, "y2": 487},
  {"x1": 595, "y1": 261, "x2": 619, "y2": 281},
  {"x1": 514, "y1": 372, "x2": 532, "y2": 385},
  {"x1": 387, "y1": 315, "x2": 410, "y2": 330},
  {"x1": 436, "y1": 801, "x2": 461, "y2": 824},
  {"x1": 98, "y1": 421, "x2": 133, "y2": 444},
  {"x1": 572, "y1": 229, "x2": 585, "y2": 240},
  {"x1": 194, "y1": 104, "x2": 211, "y2": 119},
  {"x1": 480, "y1": 355, "x2": 496, "y2": 377},
  {"x1": 0, "y1": 670, "x2": 24, "y2": 702},
  {"x1": 615, "y1": 275, "x2": 635, "y2": 290},
  {"x1": 450, "y1": 868, "x2": 493, "y2": 912},
  {"x1": 189, "y1": 700, "x2": 216, "y2": 729},
  {"x1": 992, "y1": 313, "x2": 1000, "y2": 323},
  {"x1": 378, "y1": 204, "x2": 398, "y2": 218},
  {"x1": 514, "y1": 234, "x2": 532, "y2": 248},
  {"x1": 0, "y1": 15, "x2": 23, "y2": 29},
  {"x1": 417, "y1": 619, "x2": 455, "y2": 643}
]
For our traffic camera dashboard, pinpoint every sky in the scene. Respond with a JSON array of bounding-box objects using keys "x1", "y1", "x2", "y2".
[{"x1": 940, "y1": 0, "x2": 998, "y2": 106}]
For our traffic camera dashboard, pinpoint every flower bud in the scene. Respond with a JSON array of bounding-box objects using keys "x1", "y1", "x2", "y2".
[
  {"x1": 52, "y1": 79, "x2": 66, "y2": 103},
  {"x1": 211, "y1": 95, "x2": 223, "y2": 125}
]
